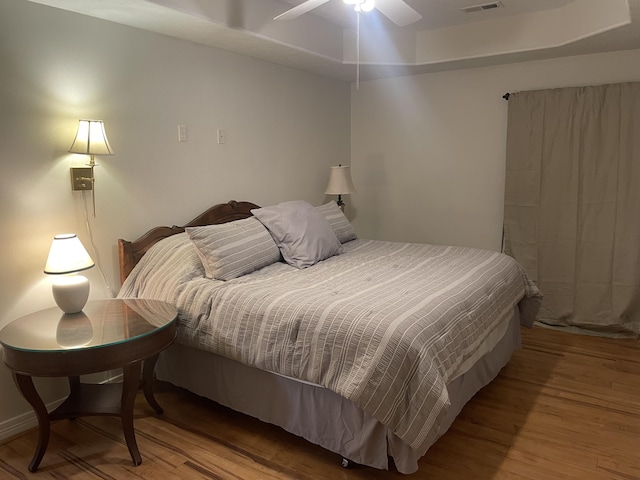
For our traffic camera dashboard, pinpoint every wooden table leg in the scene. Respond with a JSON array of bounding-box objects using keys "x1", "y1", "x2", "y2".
[
  {"x1": 121, "y1": 361, "x2": 142, "y2": 466},
  {"x1": 67, "y1": 376, "x2": 80, "y2": 420},
  {"x1": 142, "y1": 353, "x2": 163, "y2": 414},
  {"x1": 12, "y1": 373, "x2": 49, "y2": 472},
  {"x1": 68, "y1": 376, "x2": 80, "y2": 390}
]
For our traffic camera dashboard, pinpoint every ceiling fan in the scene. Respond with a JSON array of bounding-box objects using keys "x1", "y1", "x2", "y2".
[{"x1": 274, "y1": 0, "x2": 422, "y2": 27}]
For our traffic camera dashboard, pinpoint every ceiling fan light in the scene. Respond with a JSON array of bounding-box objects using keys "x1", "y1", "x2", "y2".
[{"x1": 360, "y1": 0, "x2": 375, "y2": 12}]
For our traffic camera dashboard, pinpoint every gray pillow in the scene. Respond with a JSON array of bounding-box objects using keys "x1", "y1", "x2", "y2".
[
  {"x1": 315, "y1": 201, "x2": 357, "y2": 243},
  {"x1": 251, "y1": 200, "x2": 343, "y2": 269},
  {"x1": 186, "y1": 217, "x2": 281, "y2": 280}
]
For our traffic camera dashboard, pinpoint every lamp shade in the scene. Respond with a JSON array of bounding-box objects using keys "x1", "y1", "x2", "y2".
[
  {"x1": 68, "y1": 119, "x2": 114, "y2": 156},
  {"x1": 325, "y1": 165, "x2": 356, "y2": 195},
  {"x1": 44, "y1": 234, "x2": 95, "y2": 275}
]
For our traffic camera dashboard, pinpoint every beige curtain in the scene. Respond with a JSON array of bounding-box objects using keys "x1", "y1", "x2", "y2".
[{"x1": 504, "y1": 83, "x2": 640, "y2": 336}]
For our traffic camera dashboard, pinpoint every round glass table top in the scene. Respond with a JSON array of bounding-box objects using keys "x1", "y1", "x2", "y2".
[{"x1": 0, "y1": 299, "x2": 177, "y2": 353}]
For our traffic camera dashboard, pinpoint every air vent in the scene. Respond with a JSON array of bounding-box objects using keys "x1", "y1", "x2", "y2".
[{"x1": 461, "y1": 1, "x2": 504, "y2": 13}]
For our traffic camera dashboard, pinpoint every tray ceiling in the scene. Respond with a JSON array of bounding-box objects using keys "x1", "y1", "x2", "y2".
[{"x1": 27, "y1": 0, "x2": 640, "y2": 81}]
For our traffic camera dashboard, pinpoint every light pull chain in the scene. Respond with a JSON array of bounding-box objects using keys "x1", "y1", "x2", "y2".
[{"x1": 356, "y1": 8, "x2": 360, "y2": 90}]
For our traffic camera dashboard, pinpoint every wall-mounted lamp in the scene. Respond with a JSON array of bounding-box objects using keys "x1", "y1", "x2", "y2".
[
  {"x1": 69, "y1": 119, "x2": 114, "y2": 217},
  {"x1": 44, "y1": 234, "x2": 95, "y2": 314},
  {"x1": 325, "y1": 164, "x2": 356, "y2": 210}
]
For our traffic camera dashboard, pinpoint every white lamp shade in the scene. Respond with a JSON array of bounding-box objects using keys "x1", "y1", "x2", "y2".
[
  {"x1": 325, "y1": 165, "x2": 356, "y2": 195},
  {"x1": 44, "y1": 234, "x2": 95, "y2": 275},
  {"x1": 68, "y1": 119, "x2": 114, "y2": 156}
]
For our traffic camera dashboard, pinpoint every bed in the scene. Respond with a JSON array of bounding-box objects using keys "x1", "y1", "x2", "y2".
[{"x1": 117, "y1": 199, "x2": 541, "y2": 474}]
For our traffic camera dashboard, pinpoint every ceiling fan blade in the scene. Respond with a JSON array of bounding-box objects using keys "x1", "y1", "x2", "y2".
[
  {"x1": 274, "y1": 0, "x2": 332, "y2": 21},
  {"x1": 374, "y1": 0, "x2": 422, "y2": 26}
]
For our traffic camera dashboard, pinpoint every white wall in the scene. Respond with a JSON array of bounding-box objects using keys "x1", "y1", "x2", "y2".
[
  {"x1": 350, "y1": 49, "x2": 640, "y2": 251},
  {"x1": 0, "y1": 0, "x2": 350, "y2": 434}
]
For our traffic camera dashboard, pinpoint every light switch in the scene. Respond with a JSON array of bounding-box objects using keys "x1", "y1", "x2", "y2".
[
  {"x1": 178, "y1": 124, "x2": 187, "y2": 142},
  {"x1": 217, "y1": 129, "x2": 225, "y2": 144}
]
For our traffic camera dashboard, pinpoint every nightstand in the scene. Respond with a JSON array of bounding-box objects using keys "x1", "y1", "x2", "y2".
[{"x1": 0, "y1": 299, "x2": 177, "y2": 472}]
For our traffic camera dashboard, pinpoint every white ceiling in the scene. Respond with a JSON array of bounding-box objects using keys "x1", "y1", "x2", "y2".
[
  {"x1": 279, "y1": 0, "x2": 577, "y2": 30},
  {"x1": 28, "y1": 0, "x2": 640, "y2": 82}
]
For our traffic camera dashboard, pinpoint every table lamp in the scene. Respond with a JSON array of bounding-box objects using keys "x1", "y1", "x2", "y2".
[
  {"x1": 44, "y1": 234, "x2": 95, "y2": 314},
  {"x1": 325, "y1": 165, "x2": 356, "y2": 209}
]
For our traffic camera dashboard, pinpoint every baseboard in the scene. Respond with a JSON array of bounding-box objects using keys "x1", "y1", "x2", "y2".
[
  {"x1": 0, "y1": 372, "x2": 124, "y2": 442},
  {"x1": 0, "y1": 397, "x2": 65, "y2": 442}
]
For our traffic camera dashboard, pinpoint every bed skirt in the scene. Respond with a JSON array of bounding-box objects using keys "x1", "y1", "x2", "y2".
[{"x1": 156, "y1": 307, "x2": 521, "y2": 474}]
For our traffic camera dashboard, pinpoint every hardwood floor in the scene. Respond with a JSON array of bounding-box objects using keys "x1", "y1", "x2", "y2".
[{"x1": 1, "y1": 326, "x2": 639, "y2": 479}]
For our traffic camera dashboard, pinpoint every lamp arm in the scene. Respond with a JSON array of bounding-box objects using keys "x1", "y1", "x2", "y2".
[{"x1": 89, "y1": 155, "x2": 96, "y2": 218}]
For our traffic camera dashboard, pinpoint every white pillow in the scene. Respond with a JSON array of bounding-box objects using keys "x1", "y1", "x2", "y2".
[
  {"x1": 315, "y1": 201, "x2": 357, "y2": 243},
  {"x1": 186, "y1": 217, "x2": 281, "y2": 281},
  {"x1": 251, "y1": 200, "x2": 343, "y2": 269},
  {"x1": 118, "y1": 232, "x2": 205, "y2": 300}
]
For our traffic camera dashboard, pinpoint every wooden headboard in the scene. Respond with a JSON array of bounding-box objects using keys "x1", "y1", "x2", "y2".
[{"x1": 118, "y1": 200, "x2": 259, "y2": 284}]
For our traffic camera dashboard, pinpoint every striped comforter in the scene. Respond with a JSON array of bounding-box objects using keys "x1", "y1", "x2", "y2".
[{"x1": 119, "y1": 234, "x2": 541, "y2": 450}]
